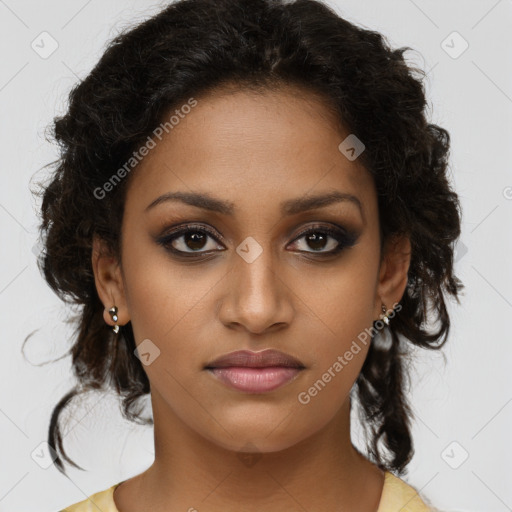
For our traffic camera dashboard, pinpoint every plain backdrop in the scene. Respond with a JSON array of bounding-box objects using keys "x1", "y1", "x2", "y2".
[{"x1": 1, "y1": 1, "x2": 511, "y2": 511}]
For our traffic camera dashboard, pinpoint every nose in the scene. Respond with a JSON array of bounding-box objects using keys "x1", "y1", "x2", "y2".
[{"x1": 217, "y1": 243, "x2": 294, "y2": 335}]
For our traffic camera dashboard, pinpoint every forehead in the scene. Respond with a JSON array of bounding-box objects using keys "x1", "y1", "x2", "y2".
[{"x1": 124, "y1": 84, "x2": 376, "y2": 220}]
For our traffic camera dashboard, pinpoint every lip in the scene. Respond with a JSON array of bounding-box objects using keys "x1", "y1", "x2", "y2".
[
  {"x1": 205, "y1": 349, "x2": 305, "y2": 369},
  {"x1": 204, "y1": 349, "x2": 305, "y2": 393}
]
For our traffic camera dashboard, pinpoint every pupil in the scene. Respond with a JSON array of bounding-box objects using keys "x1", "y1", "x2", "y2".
[
  {"x1": 307, "y1": 232, "x2": 326, "y2": 251},
  {"x1": 186, "y1": 232, "x2": 206, "y2": 250}
]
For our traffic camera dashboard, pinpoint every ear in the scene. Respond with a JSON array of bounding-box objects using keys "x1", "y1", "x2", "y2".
[
  {"x1": 91, "y1": 235, "x2": 130, "y2": 328},
  {"x1": 374, "y1": 233, "x2": 411, "y2": 319}
]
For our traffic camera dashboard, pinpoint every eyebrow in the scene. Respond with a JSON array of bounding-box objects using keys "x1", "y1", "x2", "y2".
[{"x1": 145, "y1": 190, "x2": 364, "y2": 218}]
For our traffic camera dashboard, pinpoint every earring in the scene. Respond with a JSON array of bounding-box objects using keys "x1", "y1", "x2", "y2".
[
  {"x1": 380, "y1": 303, "x2": 391, "y2": 326},
  {"x1": 108, "y1": 306, "x2": 119, "y2": 334}
]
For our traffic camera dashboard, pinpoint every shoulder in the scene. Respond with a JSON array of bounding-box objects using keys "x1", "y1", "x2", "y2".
[
  {"x1": 377, "y1": 471, "x2": 440, "y2": 512},
  {"x1": 58, "y1": 483, "x2": 121, "y2": 512}
]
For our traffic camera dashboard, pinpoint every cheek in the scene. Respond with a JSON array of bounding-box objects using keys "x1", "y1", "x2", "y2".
[
  {"x1": 122, "y1": 233, "x2": 211, "y2": 337},
  {"x1": 290, "y1": 255, "x2": 378, "y2": 408},
  {"x1": 294, "y1": 249, "x2": 378, "y2": 348},
  {"x1": 294, "y1": 304, "x2": 373, "y2": 424},
  {"x1": 120, "y1": 247, "x2": 229, "y2": 397}
]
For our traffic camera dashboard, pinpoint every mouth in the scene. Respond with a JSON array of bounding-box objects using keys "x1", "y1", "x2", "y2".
[{"x1": 204, "y1": 349, "x2": 305, "y2": 393}]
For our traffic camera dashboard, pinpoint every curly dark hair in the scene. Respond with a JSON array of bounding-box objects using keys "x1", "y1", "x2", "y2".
[{"x1": 33, "y1": 0, "x2": 464, "y2": 477}]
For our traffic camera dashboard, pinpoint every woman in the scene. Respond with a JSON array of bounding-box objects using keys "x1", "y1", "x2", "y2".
[{"x1": 37, "y1": 0, "x2": 463, "y2": 510}]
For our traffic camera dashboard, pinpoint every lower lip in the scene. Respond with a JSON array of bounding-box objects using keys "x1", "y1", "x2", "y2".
[{"x1": 207, "y1": 366, "x2": 303, "y2": 393}]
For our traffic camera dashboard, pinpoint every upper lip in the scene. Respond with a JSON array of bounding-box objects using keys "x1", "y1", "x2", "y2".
[{"x1": 205, "y1": 349, "x2": 305, "y2": 369}]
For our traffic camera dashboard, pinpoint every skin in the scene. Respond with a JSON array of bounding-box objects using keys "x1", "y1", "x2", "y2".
[{"x1": 92, "y1": 83, "x2": 411, "y2": 512}]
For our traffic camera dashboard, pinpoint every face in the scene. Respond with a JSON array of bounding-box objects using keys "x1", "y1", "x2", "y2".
[{"x1": 94, "y1": 84, "x2": 410, "y2": 455}]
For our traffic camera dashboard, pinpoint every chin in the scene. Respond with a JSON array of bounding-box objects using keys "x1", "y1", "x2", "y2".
[{"x1": 197, "y1": 413, "x2": 320, "y2": 456}]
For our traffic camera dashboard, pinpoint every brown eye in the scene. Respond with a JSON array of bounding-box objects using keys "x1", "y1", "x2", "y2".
[
  {"x1": 157, "y1": 224, "x2": 224, "y2": 256},
  {"x1": 295, "y1": 231, "x2": 337, "y2": 252},
  {"x1": 288, "y1": 225, "x2": 359, "y2": 256}
]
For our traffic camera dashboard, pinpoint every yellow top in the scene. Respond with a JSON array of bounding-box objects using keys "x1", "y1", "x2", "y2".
[{"x1": 60, "y1": 471, "x2": 436, "y2": 511}]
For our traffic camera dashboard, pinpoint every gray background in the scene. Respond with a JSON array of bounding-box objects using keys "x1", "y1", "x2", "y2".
[{"x1": 0, "y1": 0, "x2": 511, "y2": 511}]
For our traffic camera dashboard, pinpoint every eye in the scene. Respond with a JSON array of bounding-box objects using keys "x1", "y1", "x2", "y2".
[
  {"x1": 157, "y1": 224, "x2": 224, "y2": 257},
  {"x1": 288, "y1": 225, "x2": 358, "y2": 256}
]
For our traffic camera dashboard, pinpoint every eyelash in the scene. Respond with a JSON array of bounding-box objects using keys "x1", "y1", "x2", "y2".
[{"x1": 156, "y1": 222, "x2": 358, "y2": 260}]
